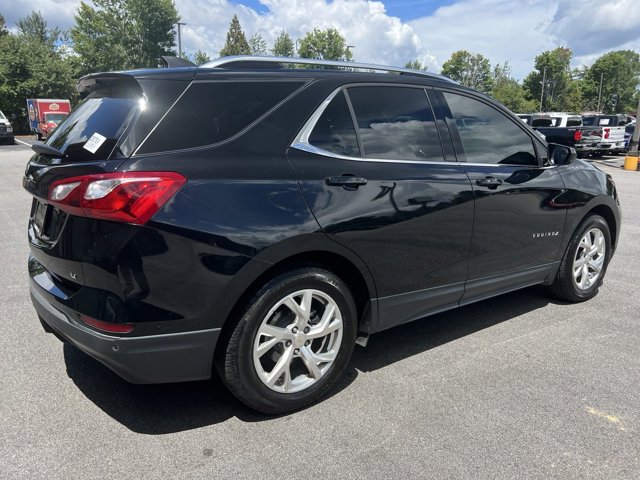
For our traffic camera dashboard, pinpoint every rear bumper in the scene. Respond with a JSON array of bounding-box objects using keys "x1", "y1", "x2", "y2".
[{"x1": 30, "y1": 280, "x2": 220, "y2": 384}]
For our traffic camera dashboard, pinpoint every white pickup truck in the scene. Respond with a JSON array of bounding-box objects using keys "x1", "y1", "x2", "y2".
[{"x1": 582, "y1": 114, "x2": 627, "y2": 157}]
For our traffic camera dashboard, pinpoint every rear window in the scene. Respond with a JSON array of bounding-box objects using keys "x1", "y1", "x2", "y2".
[
  {"x1": 136, "y1": 81, "x2": 304, "y2": 154},
  {"x1": 47, "y1": 97, "x2": 138, "y2": 162}
]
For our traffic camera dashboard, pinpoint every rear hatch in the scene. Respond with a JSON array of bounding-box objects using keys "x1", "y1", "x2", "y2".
[{"x1": 24, "y1": 71, "x2": 191, "y2": 290}]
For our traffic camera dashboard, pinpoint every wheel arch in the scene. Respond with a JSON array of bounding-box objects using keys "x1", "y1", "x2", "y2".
[{"x1": 215, "y1": 242, "x2": 378, "y2": 354}]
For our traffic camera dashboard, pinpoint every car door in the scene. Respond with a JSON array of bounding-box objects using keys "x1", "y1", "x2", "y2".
[
  {"x1": 287, "y1": 84, "x2": 475, "y2": 331},
  {"x1": 436, "y1": 90, "x2": 567, "y2": 304}
]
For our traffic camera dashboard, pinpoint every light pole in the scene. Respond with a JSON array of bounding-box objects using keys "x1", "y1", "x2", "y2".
[
  {"x1": 176, "y1": 22, "x2": 186, "y2": 58},
  {"x1": 539, "y1": 66, "x2": 546, "y2": 113}
]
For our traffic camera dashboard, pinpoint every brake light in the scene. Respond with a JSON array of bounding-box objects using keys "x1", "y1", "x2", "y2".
[
  {"x1": 604, "y1": 128, "x2": 610, "y2": 139},
  {"x1": 49, "y1": 171, "x2": 186, "y2": 224},
  {"x1": 79, "y1": 314, "x2": 134, "y2": 334},
  {"x1": 573, "y1": 130, "x2": 582, "y2": 142}
]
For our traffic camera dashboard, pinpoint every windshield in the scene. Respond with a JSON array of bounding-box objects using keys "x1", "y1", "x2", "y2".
[
  {"x1": 44, "y1": 113, "x2": 68, "y2": 124},
  {"x1": 46, "y1": 97, "x2": 138, "y2": 162}
]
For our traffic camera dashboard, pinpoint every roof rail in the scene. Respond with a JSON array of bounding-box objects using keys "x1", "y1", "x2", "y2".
[{"x1": 201, "y1": 55, "x2": 456, "y2": 83}]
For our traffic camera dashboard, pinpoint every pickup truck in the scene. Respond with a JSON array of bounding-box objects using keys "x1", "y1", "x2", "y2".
[
  {"x1": 532, "y1": 125, "x2": 597, "y2": 158},
  {"x1": 0, "y1": 109, "x2": 15, "y2": 144},
  {"x1": 582, "y1": 114, "x2": 627, "y2": 157}
]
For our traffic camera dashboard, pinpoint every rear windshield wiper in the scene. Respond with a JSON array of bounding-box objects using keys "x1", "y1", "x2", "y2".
[{"x1": 31, "y1": 142, "x2": 67, "y2": 158}]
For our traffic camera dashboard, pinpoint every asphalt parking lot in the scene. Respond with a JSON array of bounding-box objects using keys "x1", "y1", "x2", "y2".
[{"x1": 1, "y1": 142, "x2": 639, "y2": 479}]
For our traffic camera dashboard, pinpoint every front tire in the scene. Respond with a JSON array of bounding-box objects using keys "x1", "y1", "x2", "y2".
[
  {"x1": 216, "y1": 268, "x2": 357, "y2": 414},
  {"x1": 549, "y1": 214, "x2": 611, "y2": 302}
]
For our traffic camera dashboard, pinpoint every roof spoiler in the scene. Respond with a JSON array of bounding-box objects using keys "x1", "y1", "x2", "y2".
[{"x1": 159, "y1": 56, "x2": 197, "y2": 68}]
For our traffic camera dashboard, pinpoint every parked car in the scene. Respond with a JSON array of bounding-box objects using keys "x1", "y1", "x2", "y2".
[
  {"x1": 27, "y1": 98, "x2": 71, "y2": 140},
  {"x1": 0, "y1": 109, "x2": 15, "y2": 144},
  {"x1": 532, "y1": 125, "x2": 597, "y2": 158},
  {"x1": 582, "y1": 114, "x2": 627, "y2": 156},
  {"x1": 24, "y1": 56, "x2": 621, "y2": 414}
]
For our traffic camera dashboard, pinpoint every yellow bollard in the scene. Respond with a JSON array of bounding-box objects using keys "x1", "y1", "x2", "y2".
[{"x1": 624, "y1": 155, "x2": 639, "y2": 171}]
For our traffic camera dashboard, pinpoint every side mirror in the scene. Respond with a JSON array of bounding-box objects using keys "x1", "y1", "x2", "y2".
[{"x1": 549, "y1": 143, "x2": 577, "y2": 166}]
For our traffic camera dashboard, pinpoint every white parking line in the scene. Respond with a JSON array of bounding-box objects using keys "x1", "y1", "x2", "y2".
[{"x1": 15, "y1": 138, "x2": 31, "y2": 147}]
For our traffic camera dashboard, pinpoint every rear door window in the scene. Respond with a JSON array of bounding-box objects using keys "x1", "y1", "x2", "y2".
[
  {"x1": 137, "y1": 81, "x2": 304, "y2": 154},
  {"x1": 347, "y1": 86, "x2": 444, "y2": 161}
]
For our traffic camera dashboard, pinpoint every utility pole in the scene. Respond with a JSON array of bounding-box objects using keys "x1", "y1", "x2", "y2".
[
  {"x1": 176, "y1": 22, "x2": 186, "y2": 58},
  {"x1": 597, "y1": 72, "x2": 604, "y2": 112},
  {"x1": 539, "y1": 66, "x2": 546, "y2": 113},
  {"x1": 628, "y1": 95, "x2": 640, "y2": 156}
]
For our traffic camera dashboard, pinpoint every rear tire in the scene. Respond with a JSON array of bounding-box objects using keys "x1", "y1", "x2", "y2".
[
  {"x1": 591, "y1": 151, "x2": 604, "y2": 158},
  {"x1": 549, "y1": 215, "x2": 611, "y2": 302},
  {"x1": 216, "y1": 268, "x2": 357, "y2": 414}
]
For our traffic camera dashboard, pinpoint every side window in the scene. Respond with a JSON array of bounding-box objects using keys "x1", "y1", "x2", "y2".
[
  {"x1": 308, "y1": 91, "x2": 360, "y2": 157},
  {"x1": 138, "y1": 81, "x2": 303, "y2": 154},
  {"x1": 347, "y1": 86, "x2": 444, "y2": 161},
  {"x1": 443, "y1": 92, "x2": 538, "y2": 166}
]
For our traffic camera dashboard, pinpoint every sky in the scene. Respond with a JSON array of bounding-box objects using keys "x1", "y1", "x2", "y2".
[{"x1": 1, "y1": 0, "x2": 639, "y2": 79}]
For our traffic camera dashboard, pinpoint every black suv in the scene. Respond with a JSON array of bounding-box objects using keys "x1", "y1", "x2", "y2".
[{"x1": 25, "y1": 56, "x2": 621, "y2": 414}]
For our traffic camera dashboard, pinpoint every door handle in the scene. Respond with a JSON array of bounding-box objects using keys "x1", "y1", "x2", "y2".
[
  {"x1": 325, "y1": 175, "x2": 368, "y2": 190},
  {"x1": 475, "y1": 176, "x2": 502, "y2": 189}
]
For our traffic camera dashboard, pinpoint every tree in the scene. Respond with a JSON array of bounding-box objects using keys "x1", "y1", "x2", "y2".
[
  {"x1": 17, "y1": 11, "x2": 61, "y2": 49},
  {"x1": 490, "y1": 63, "x2": 537, "y2": 112},
  {"x1": 248, "y1": 33, "x2": 267, "y2": 55},
  {"x1": 298, "y1": 28, "x2": 353, "y2": 61},
  {"x1": 71, "y1": 0, "x2": 179, "y2": 75},
  {"x1": 581, "y1": 50, "x2": 640, "y2": 113},
  {"x1": 0, "y1": 11, "x2": 76, "y2": 133},
  {"x1": 0, "y1": 13, "x2": 9, "y2": 37},
  {"x1": 440, "y1": 50, "x2": 493, "y2": 94},
  {"x1": 272, "y1": 30, "x2": 294, "y2": 57},
  {"x1": 191, "y1": 50, "x2": 211, "y2": 66},
  {"x1": 522, "y1": 47, "x2": 574, "y2": 111},
  {"x1": 219, "y1": 15, "x2": 251, "y2": 57},
  {"x1": 405, "y1": 59, "x2": 426, "y2": 70}
]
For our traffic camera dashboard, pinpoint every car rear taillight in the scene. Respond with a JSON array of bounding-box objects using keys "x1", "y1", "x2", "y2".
[
  {"x1": 574, "y1": 130, "x2": 582, "y2": 142},
  {"x1": 604, "y1": 128, "x2": 610, "y2": 139},
  {"x1": 79, "y1": 314, "x2": 134, "y2": 334},
  {"x1": 48, "y1": 171, "x2": 186, "y2": 224}
]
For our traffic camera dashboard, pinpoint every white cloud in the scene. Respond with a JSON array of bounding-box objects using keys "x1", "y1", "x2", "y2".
[
  {"x1": 409, "y1": 0, "x2": 559, "y2": 78},
  {"x1": 176, "y1": 0, "x2": 436, "y2": 69}
]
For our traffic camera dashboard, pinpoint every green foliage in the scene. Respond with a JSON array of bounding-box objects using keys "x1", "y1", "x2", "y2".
[
  {"x1": 522, "y1": 47, "x2": 574, "y2": 111},
  {"x1": 0, "y1": 12, "x2": 76, "y2": 133},
  {"x1": 405, "y1": 59, "x2": 426, "y2": 70},
  {"x1": 490, "y1": 62, "x2": 537, "y2": 112},
  {"x1": 71, "y1": 0, "x2": 179, "y2": 75},
  {"x1": 0, "y1": 13, "x2": 8, "y2": 36},
  {"x1": 272, "y1": 30, "x2": 294, "y2": 57},
  {"x1": 17, "y1": 11, "x2": 61, "y2": 49},
  {"x1": 191, "y1": 50, "x2": 211, "y2": 66},
  {"x1": 298, "y1": 28, "x2": 353, "y2": 61},
  {"x1": 219, "y1": 15, "x2": 251, "y2": 57},
  {"x1": 248, "y1": 33, "x2": 267, "y2": 56},
  {"x1": 441, "y1": 50, "x2": 493, "y2": 94},
  {"x1": 581, "y1": 50, "x2": 640, "y2": 113}
]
